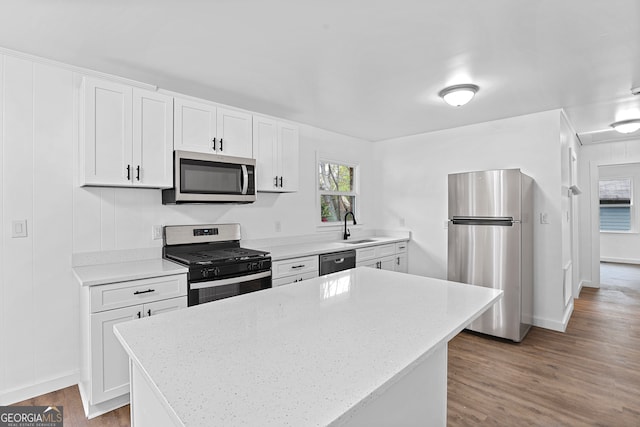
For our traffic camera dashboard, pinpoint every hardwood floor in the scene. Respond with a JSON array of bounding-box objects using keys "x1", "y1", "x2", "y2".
[
  {"x1": 448, "y1": 262, "x2": 640, "y2": 426},
  {"x1": 11, "y1": 386, "x2": 130, "y2": 427},
  {"x1": 12, "y1": 263, "x2": 640, "y2": 426}
]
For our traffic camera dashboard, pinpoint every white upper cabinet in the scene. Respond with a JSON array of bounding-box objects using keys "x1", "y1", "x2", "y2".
[
  {"x1": 80, "y1": 77, "x2": 173, "y2": 188},
  {"x1": 278, "y1": 122, "x2": 299, "y2": 192},
  {"x1": 217, "y1": 107, "x2": 253, "y2": 158},
  {"x1": 173, "y1": 98, "x2": 217, "y2": 153},
  {"x1": 132, "y1": 88, "x2": 173, "y2": 187},
  {"x1": 253, "y1": 116, "x2": 299, "y2": 192},
  {"x1": 174, "y1": 98, "x2": 252, "y2": 157}
]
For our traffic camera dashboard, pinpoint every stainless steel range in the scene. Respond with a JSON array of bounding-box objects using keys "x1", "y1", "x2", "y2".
[{"x1": 163, "y1": 224, "x2": 272, "y2": 306}]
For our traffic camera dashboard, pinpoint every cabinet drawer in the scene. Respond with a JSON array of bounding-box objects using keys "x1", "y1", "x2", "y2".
[
  {"x1": 273, "y1": 271, "x2": 318, "y2": 287},
  {"x1": 90, "y1": 274, "x2": 187, "y2": 313},
  {"x1": 273, "y1": 256, "x2": 319, "y2": 279},
  {"x1": 356, "y1": 244, "x2": 396, "y2": 262},
  {"x1": 395, "y1": 241, "x2": 408, "y2": 253}
]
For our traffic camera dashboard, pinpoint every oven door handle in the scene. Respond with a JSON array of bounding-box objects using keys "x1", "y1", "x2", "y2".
[
  {"x1": 241, "y1": 165, "x2": 249, "y2": 195},
  {"x1": 190, "y1": 271, "x2": 271, "y2": 290}
]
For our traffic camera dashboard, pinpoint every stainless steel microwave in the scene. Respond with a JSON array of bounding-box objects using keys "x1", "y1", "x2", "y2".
[{"x1": 162, "y1": 151, "x2": 256, "y2": 204}]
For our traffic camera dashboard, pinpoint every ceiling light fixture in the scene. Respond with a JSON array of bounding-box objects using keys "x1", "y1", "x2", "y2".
[
  {"x1": 438, "y1": 84, "x2": 479, "y2": 107},
  {"x1": 610, "y1": 119, "x2": 640, "y2": 134}
]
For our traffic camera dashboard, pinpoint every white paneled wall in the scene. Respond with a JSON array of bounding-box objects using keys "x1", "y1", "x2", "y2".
[{"x1": 0, "y1": 56, "x2": 75, "y2": 402}]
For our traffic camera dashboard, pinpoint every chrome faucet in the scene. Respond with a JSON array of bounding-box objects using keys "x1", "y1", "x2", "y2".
[{"x1": 344, "y1": 211, "x2": 357, "y2": 240}]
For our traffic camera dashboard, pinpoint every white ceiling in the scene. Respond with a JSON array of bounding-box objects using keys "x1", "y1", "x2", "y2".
[{"x1": 0, "y1": 0, "x2": 638, "y2": 142}]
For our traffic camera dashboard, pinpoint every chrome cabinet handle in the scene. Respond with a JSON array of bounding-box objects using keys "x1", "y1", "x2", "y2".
[
  {"x1": 147, "y1": 309, "x2": 151, "y2": 317},
  {"x1": 274, "y1": 176, "x2": 278, "y2": 187},
  {"x1": 397, "y1": 257, "x2": 400, "y2": 265},
  {"x1": 136, "y1": 311, "x2": 141, "y2": 319},
  {"x1": 133, "y1": 288, "x2": 155, "y2": 295},
  {"x1": 334, "y1": 258, "x2": 345, "y2": 264},
  {"x1": 212, "y1": 137, "x2": 217, "y2": 150},
  {"x1": 291, "y1": 265, "x2": 305, "y2": 269},
  {"x1": 279, "y1": 176, "x2": 283, "y2": 187},
  {"x1": 126, "y1": 165, "x2": 131, "y2": 180},
  {"x1": 219, "y1": 138, "x2": 223, "y2": 151},
  {"x1": 136, "y1": 165, "x2": 140, "y2": 181}
]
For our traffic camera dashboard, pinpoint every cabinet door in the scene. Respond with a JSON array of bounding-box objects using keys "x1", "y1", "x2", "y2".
[
  {"x1": 278, "y1": 122, "x2": 299, "y2": 192},
  {"x1": 132, "y1": 89, "x2": 173, "y2": 188},
  {"x1": 380, "y1": 256, "x2": 396, "y2": 271},
  {"x1": 395, "y1": 254, "x2": 408, "y2": 273},
  {"x1": 82, "y1": 77, "x2": 133, "y2": 186},
  {"x1": 253, "y1": 116, "x2": 278, "y2": 191},
  {"x1": 90, "y1": 304, "x2": 142, "y2": 404},
  {"x1": 143, "y1": 296, "x2": 187, "y2": 317},
  {"x1": 216, "y1": 107, "x2": 253, "y2": 158},
  {"x1": 174, "y1": 98, "x2": 216, "y2": 153}
]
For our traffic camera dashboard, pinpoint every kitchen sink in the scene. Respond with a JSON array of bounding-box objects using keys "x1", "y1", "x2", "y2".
[{"x1": 342, "y1": 239, "x2": 377, "y2": 244}]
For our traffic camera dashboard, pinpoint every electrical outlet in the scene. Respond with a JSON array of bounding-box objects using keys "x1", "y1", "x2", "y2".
[
  {"x1": 275, "y1": 221, "x2": 281, "y2": 232},
  {"x1": 152, "y1": 225, "x2": 163, "y2": 240}
]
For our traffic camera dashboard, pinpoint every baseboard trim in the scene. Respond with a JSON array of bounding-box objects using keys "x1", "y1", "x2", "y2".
[
  {"x1": 580, "y1": 280, "x2": 599, "y2": 289},
  {"x1": 0, "y1": 371, "x2": 79, "y2": 406},
  {"x1": 600, "y1": 257, "x2": 640, "y2": 265},
  {"x1": 532, "y1": 301, "x2": 574, "y2": 333}
]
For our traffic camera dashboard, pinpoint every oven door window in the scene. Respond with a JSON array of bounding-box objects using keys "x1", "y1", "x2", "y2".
[
  {"x1": 189, "y1": 274, "x2": 272, "y2": 306},
  {"x1": 180, "y1": 159, "x2": 242, "y2": 195}
]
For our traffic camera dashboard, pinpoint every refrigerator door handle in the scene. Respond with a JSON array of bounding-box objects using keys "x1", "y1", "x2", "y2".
[{"x1": 451, "y1": 217, "x2": 514, "y2": 226}]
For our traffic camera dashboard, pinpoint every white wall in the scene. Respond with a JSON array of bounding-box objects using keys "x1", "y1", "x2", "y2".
[
  {"x1": 0, "y1": 55, "x2": 76, "y2": 402},
  {"x1": 578, "y1": 137, "x2": 640, "y2": 287},
  {"x1": 0, "y1": 52, "x2": 374, "y2": 403},
  {"x1": 372, "y1": 110, "x2": 570, "y2": 331}
]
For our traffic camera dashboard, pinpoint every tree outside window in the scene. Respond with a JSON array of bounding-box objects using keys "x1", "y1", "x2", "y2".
[{"x1": 318, "y1": 161, "x2": 357, "y2": 223}]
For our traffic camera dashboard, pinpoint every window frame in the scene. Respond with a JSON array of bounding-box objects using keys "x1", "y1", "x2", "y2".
[
  {"x1": 598, "y1": 177, "x2": 634, "y2": 233},
  {"x1": 316, "y1": 154, "x2": 360, "y2": 227}
]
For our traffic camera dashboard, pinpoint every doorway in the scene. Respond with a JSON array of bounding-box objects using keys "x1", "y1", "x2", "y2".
[{"x1": 593, "y1": 162, "x2": 640, "y2": 287}]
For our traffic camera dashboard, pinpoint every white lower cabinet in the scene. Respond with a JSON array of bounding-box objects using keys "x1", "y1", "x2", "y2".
[
  {"x1": 272, "y1": 255, "x2": 319, "y2": 287},
  {"x1": 80, "y1": 274, "x2": 187, "y2": 418},
  {"x1": 356, "y1": 241, "x2": 409, "y2": 273}
]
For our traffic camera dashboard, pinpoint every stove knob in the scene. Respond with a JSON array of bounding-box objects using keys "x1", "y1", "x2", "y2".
[
  {"x1": 213, "y1": 267, "x2": 220, "y2": 276},
  {"x1": 202, "y1": 269, "x2": 209, "y2": 278},
  {"x1": 247, "y1": 263, "x2": 253, "y2": 271}
]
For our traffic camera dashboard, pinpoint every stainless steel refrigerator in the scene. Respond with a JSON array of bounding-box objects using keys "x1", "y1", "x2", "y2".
[{"x1": 447, "y1": 169, "x2": 533, "y2": 342}]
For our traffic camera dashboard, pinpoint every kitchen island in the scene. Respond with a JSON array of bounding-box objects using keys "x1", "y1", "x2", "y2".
[{"x1": 114, "y1": 267, "x2": 501, "y2": 426}]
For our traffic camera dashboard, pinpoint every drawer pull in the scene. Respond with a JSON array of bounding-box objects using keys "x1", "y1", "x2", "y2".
[
  {"x1": 147, "y1": 309, "x2": 152, "y2": 317},
  {"x1": 137, "y1": 311, "x2": 141, "y2": 319},
  {"x1": 291, "y1": 265, "x2": 305, "y2": 269},
  {"x1": 134, "y1": 288, "x2": 155, "y2": 295},
  {"x1": 333, "y1": 258, "x2": 345, "y2": 264}
]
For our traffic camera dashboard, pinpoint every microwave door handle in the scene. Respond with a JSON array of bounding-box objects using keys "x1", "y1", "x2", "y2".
[{"x1": 241, "y1": 165, "x2": 249, "y2": 195}]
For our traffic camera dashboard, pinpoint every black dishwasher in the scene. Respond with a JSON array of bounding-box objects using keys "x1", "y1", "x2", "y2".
[{"x1": 319, "y1": 250, "x2": 356, "y2": 276}]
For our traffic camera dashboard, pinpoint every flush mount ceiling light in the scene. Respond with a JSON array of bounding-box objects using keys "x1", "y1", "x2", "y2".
[
  {"x1": 438, "y1": 84, "x2": 479, "y2": 107},
  {"x1": 610, "y1": 119, "x2": 640, "y2": 134}
]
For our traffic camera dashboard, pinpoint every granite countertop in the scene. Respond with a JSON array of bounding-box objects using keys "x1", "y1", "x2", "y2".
[
  {"x1": 73, "y1": 258, "x2": 188, "y2": 287},
  {"x1": 114, "y1": 267, "x2": 501, "y2": 426},
  {"x1": 257, "y1": 235, "x2": 409, "y2": 261}
]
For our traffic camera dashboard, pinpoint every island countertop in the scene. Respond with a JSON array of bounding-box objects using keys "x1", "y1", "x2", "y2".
[{"x1": 114, "y1": 268, "x2": 501, "y2": 426}]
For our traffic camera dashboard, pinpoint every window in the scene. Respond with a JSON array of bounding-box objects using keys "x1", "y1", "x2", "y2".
[
  {"x1": 318, "y1": 160, "x2": 358, "y2": 223},
  {"x1": 599, "y1": 178, "x2": 632, "y2": 232}
]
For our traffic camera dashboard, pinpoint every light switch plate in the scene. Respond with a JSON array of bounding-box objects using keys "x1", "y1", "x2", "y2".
[{"x1": 12, "y1": 220, "x2": 28, "y2": 238}]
